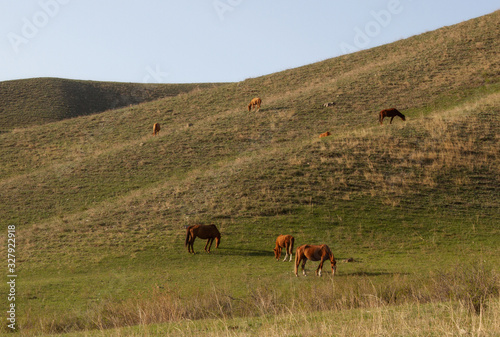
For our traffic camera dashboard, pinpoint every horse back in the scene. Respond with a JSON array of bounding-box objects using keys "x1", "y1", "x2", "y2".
[
  {"x1": 195, "y1": 224, "x2": 220, "y2": 239},
  {"x1": 300, "y1": 244, "x2": 327, "y2": 261}
]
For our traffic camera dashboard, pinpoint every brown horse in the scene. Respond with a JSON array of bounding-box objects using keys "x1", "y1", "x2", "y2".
[
  {"x1": 248, "y1": 97, "x2": 262, "y2": 112},
  {"x1": 273, "y1": 235, "x2": 295, "y2": 262},
  {"x1": 185, "y1": 224, "x2": 221, "y2": 254},
  {"x1": 319, "y1": 131, "x2": 331, "y2": 138},
  {"x1": 295, "y1": 244, "x2": 336, "y2": 277},
  {"x1": 379, "y1": 108, "x2": 406, "y2": 125},
  {"x1": 152, "y1": 123, "x2": 161, "y2": 135}
]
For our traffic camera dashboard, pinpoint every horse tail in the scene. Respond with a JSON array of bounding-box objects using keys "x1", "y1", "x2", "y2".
[
  {"x1": 294, "y1": 246, "x2": 301, "y2": 275},
  {"x1": 185, "y1": 227, "x2": 192, "y2": 247}
]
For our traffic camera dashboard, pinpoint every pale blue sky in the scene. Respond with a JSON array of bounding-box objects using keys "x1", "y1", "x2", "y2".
[{"x1": 1, "y1": 0, "x2": 498, "y2": 84}]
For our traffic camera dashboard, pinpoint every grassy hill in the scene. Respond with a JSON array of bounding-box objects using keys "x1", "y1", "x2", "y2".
[
  {"x1": 0, "y1": 10, "x2": 499, "y2": 336},
  {"x1": 0, "y1": 77, "x2": 219, "y2": 131}
]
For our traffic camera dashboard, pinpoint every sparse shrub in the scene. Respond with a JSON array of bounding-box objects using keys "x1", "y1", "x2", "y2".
[{"x1": 428, "y1": 262, "x2": 499, "y2": 314}]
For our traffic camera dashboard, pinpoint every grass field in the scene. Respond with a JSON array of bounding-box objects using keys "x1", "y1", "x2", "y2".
[{"x1": 1, "y1": 10, "x2": 499, "y2": 336}]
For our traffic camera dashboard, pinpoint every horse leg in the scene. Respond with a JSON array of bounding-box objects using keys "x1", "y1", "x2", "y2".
[
  {"x1": 288, "y1": 246, "x2": 293, "y2": 262},
  {"x1": 302, "y1": 259, "x2": 308, "y2": 276},
  {"x1": 316, "y1": 258, "x2": 325, "y2": 277},
  {"x1": 205, "y1": 238, "x2": 213, "y2": 253},
  {"x1": 283, "y1": 246, "x2": 288, "y2": 262},
  {"x1": 189, "y1": 237, "x2": 196, "y2": 254},
  {"x1": 390, "y1": 116, "x2": 394, "y2": 124}
]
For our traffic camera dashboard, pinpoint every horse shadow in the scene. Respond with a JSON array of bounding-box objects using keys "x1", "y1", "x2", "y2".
[
  {"x1": 218, "y1": 247, "x2": 270, "y2": 257},
  {"x1": 332, "y1": 258, "x2": 410, "y2": 277},
  {"x1": 342, "y1": 271, "x2": 408, "y2": 277}
]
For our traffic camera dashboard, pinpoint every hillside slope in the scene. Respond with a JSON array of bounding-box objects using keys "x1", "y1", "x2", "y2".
[
  {"x1": 1, "y1": 11, "x2": 498, "y2": 225},
  {"x1": 0, "y1": 10, "x2": 499, "y2": 335},
  {"x1": 0, "y1": 77, "x2": 219, "y2": 131}
]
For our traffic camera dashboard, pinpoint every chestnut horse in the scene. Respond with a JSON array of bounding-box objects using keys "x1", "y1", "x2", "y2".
[
  {"x1": 248, "y1": 97, "x2": 262, "y2": 112},
  {"x1": 273, "y1": 235, "x2": 295, "y2": 262},
  {"x1": 295, "y1": 244, "x2": 337, "y2": 277},
  {"x1": 152, "y1": 123, "x2": 161, "y2": 135},
  {"x1": 379, "y1": 108, "x2": 406, "y2": 125},
  {"x1": 185, "y1": 224, "x2": 221, "y2": 254}
]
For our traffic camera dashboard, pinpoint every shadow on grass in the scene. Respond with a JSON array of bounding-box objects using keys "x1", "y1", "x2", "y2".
[
  {"x1": 218, "y1": 247, "x2": 271, "y2": 257},
  {"x1": 342, "y1": 271, "x2": 410, "y2": 277}
]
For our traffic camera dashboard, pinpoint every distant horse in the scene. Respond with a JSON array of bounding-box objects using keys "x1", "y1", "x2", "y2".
[
  {"x1": 379, "y1": 108, "x2": 406, "y2": 125},
  {"x1": 185, "y1": 224, "x2": 221, "y2": 254},
  {"x1": 295, "y1": 244, "x2": 337, "y2": 277},
  {"x1": 248, "y1": 97, "x2": 262, "y2": 112},
  {"x1": 274, "y1": 235, "x2": 295, "y2": 262},
  {"x1": 152, "y1": 123, "x2": 161, "y2": 135},
  {"x1": 319, "y1": 131, "x2": 331, "y2": 138}
]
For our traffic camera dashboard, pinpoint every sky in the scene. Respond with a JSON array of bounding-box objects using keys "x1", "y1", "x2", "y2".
[{"x1": 1, "y1": 0, "x2": 498, "y2": 84}]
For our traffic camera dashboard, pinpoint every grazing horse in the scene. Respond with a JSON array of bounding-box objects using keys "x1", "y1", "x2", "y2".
[
  {"x1": 273, "y1": 235, "x2": 295, "y2": 262},
  {"x1": 295, "y1": 244, "x2": 337, "y2": 277},
  {"x1": 185, "y1": 224, "x2": 221, "y2": 254},
  {"x1": 319, "y1": 131, "x2": 331, "y2": 138},
  {"x1": 248, "y1": 97, "x2": 262, "y2": 112},
  {"x1": 152, "y1": 123, "x2": 161, "y2": 135},
  {"x1": 379, "y1": 108, "x2": 406, "y2": 125}
]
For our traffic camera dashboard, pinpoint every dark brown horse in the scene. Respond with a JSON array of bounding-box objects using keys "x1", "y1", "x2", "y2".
[
  {"x1": 185, "y1": 224, "x2": 221, "y2": 254},
  {"x1": 295, "y1": 244, "x2": 336, "y2": 277},
  {"x1": 379, "y1": 108, "x2": 406, "y2": 125},
  {"x1": 248, "y1": 97, "x2": 262, "y2": 112},
  {"x1": 273, "y1": 235, "x2": 295, "y2": 262}
]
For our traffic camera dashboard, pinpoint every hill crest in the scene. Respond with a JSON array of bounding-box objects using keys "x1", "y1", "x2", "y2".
[{"x1": 0, "y1": 77, "x2": 220, "y2": 131}]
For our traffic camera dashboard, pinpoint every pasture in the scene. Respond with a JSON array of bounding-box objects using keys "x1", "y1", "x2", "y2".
[{"x1": 0, "y1": 10, "x2": 499, "y2": 336}]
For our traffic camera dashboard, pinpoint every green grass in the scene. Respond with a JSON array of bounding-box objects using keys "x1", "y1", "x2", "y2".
[{"x1": 0, "y1": 10, "x2": 499, "y2": 336}]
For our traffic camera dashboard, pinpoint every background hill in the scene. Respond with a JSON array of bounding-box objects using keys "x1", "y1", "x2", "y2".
[
  {"x1": 0, "y1": 10, "x2": 499, "y2": 336},
  {"x1": 0, "y1": 77, "x2": 218, "y2": 131}
]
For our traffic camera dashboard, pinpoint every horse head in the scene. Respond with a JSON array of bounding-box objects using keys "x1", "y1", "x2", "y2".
[
  {"x1": 330, "y1": 252, "x2": 337, "y2": 276},
  {"x1": 273, "y1": 247, "x2": 279, "y2": 259}
]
